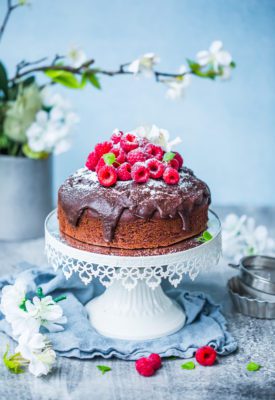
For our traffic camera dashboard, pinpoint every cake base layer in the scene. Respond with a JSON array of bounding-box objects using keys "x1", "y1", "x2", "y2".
[{"x1": 58, "y1": 203, "x2": 208, "y2": 250}]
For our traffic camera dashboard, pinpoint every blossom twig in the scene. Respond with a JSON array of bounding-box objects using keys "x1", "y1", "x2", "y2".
[
  {"x1": 9, "y1": 59, "x2": 190, "y2": 83},
  {"x1": 9, "y1": 58, "x2": 95, "y2": 83},
  {"x1": 0, "y1": 0, "x2": 22, "y2": 42}
]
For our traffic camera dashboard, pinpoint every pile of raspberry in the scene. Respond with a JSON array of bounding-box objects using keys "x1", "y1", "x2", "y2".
[{"x1": 85, "y1": 130, "x2": 184, "y2": 187}]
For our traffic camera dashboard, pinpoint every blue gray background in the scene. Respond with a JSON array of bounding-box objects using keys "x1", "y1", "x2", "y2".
[{"x1": 1, "y1": 0, "x2": 275, "y2": 205}]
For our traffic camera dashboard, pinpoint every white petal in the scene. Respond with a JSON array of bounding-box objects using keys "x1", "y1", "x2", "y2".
[
  {"x1": 54, "y1": 139, "x2": 71, "y2": 155},
  {"x1": 216, "y1": 50, "x2": 232, "y2": 66},
  {"x1": 35, "y1": 110, "x2": 48, "y2": 126},
  {"x1": 210, "y1": 40, "x2": 223, "y2": 54},
  {"x1": 196, "y1": 50, "x2": 211, "y2": 66},
  {"x1": 128, "y1": 59, "x2": 140, "y2": 74},
  {"x1": 28, "y1": 358, "x2": 49, "y2": 377},
  {"x1": 220, "y1": 66, "x2": 232, "y2": 80},
  {"x1": 178, "y1": 64, "x2": 188, "y2": 74}
]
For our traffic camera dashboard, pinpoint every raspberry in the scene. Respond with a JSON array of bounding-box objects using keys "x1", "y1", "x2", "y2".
[
  {"x1": 163, "y1": 167, "x2": 180, "y2": 185},
  {"x1": 195, "y1": 346, "x2": 217, "y2": 366},
  {"x1": 145, "y1": 143, "x2": 164, "y2": 161},
  {"x1": 85, "y1": 151, "x2": 99, "y2": 171},
  {"x1": 110, "y1": 147, "x2": 126, "y2": 166},
  {"x1": 148, "y1": 354, "x2": 162, "y2": 370},
  {"x1": 174, "y1": 151, "x2": 184, "y2": 168},
  {"x1": 138, "y1": 137, "x2": 150, "y2": 148},
  {"x1": 135, "y1": 358, "x2": 155, "y2": 377},
  {"x1": 167, "y1": 158, "x2": 179, "y2": 170},
  {"x1": 127, "y1": 149, "x2": 147, "y2": 165},
  {"x1": 131, "y1": 162, "x2": 150, "y2": 183},
  {"x1": 97, "y1": 165, "x2": 117, "y2": 187},
  {"x1": 146, "y1": 158, "x2": 165, "y2": 179},
  {"x1": 120, "y1": 133, "x2": 139, "y2": 153},
  {"x1": 94, "y1": 141, "x2": 113, "y2": 158},
  {"x1": 95, "y1": 157, "x2": 106, "y2": 173},
  {"x1": 117, "y1": 162, "x2": 132, "y2": 181},
  {"x1": 111, "y1": 129, "x2": 123, "y2": 144}
]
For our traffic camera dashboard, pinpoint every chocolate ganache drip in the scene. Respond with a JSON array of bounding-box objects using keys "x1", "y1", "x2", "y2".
[{"x1": 58, "y1": 166, "x2": 211, "y2": 243}]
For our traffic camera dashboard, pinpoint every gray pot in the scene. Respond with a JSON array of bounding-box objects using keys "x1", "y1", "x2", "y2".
[{"x1": 0, "y1": 155, "x2": 53, "y2": 241}]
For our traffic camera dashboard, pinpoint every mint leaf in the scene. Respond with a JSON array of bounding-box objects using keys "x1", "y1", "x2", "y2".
[
  {"x1": 97, "y1": 365, "x2": 111, "y2": 375},
  {"x1": 181, "y1": 361, "x2": 195, "y2": 370},
  {"x1": 203, "y1": 231, "x2": 213, "y2": 241},
  {"x1": 103, "y1": 152, "x2": 116, "y2": 165},
  {"x1": 163, "y1": 152, "x2": 175, "y2": 162},
  {"x1": 3, "y1": 345, "x2": 27, "y2": 374},
  {"x1": 197, "y1": 230, "x2": 213, "y2": 243},
  {"x1": 246, "y1": 362, "x2": 261, "y2": 372}
]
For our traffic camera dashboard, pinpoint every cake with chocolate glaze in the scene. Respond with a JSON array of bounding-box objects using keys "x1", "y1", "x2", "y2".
[{"x1": 58, "y1": 127, "x2": 211, "y2": 250}]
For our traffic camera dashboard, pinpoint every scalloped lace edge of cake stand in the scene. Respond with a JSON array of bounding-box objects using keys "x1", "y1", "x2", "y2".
[{"x1": 45, "y1": 236, "x2": 222, "y2": 290}]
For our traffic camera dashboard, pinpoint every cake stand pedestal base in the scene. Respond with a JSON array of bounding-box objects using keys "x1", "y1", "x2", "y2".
[{"x1": 86, "y1": 279, "x2": 186, "y2": 340}]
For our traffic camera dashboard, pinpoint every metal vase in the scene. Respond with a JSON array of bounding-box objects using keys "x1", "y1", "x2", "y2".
[{"x1": 0, "y1": 155, "x2": 53, "y2": 241}]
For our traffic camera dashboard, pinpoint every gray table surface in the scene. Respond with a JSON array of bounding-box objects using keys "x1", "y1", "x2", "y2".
[{"x1": 0, "y1": 206, "x2": 275, "y2": 400}]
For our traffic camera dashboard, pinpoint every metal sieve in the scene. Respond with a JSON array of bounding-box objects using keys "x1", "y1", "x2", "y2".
[{"x1": 229, "y1": 255, "x2": 275, "y2": 295}]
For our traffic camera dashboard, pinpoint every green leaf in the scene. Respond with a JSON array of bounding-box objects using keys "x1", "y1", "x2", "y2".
[
  {"x1": 22, "y1": 143, "x2": 49, "y2": 160},
  {"x1": 44, "y1": 70, "x2": 82, "y2": 89},
  {"x1": 0, "y1": 62, "x2": 9, "y2": 99},
  {"x1": 97, "y1": 365, "x2": 111, "y2": 375},
  {"x1": 22, "y1": 76, "x2": 35, "y2": 87},
  {"x1": 86, "y1": 72, "x2": 101, "y2": 89},
  {"x1": 246, "y1": 362, "x2": 261, "y2": 372},
  {"x1": 3, "y1": 345, "x2": 27, "y2": 374},
  {"x1": 181, "y1": 361, "x2": 196, "y2": 370},
  {"x1": 163, "y1": 152, "x2": 175, "y2": 162},
  {"x1": 187, "y1": 59, "x2": 216, "y2": 80},
  {"x1": 53, "y1": 294, "x2": 67, "y2": 303},
  {"x1": 0, "y1": 134, "x2": 11, "y2": 150},
  {"x1": 168, "y1": 356, "x2": 178, "y2": 360},
  {"x1": 103, "y1": 152, "x2": 116, "y2": 165},
  {"x1": 36, "y1": 287, "x2": 45, "y2": 298},
  {"x1": 187, "y1": 59, "x2": 201, "y2": 73},
  {"x1": 197, "y1": 230, "x2": 213, "y2": 243},
  {"x1": 230, "y1": 61, "x2": 236, "y2": 69},
  {"x1": 19, "y1": 297, "x2": 27, "y2": 312}
]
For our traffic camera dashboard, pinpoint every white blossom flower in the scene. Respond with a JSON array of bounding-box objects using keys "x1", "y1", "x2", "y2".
[
  {"x1": 222, "y1": 214, "x2": 275, "y2": 262},
  {"x1": 128, "y1": 53, "x2": 160, "y2": 77},
  {"x1": 67, "y1": 45, "x2": 87, "y2": 68},
  {"x1": 164, "y1": 65, "x2": 191, "y2": 100},
  {"x1": 131, "y1": 124, "x2": 181, "y2": 151},
  {"x1": 15, "y1": 332, "x2": 56, "y2": 377},
  {"x1": 25, "y1": 296, "x2": 67, "y2": 332},
  {"x1": 196, "y1": 41, "x2": 232, "y2": 75},
  {"x1": 0, "y1": 280, "x2": 27, "y2": 321},
  {"x1": 239, "y1": 218, "x2": 275, "y2": 256},
  {"x1": 0, "y1": 279, "x2": 39, "y2": 337},
  {"x1": 26, "y1": 90, "x2": 79, "y2": 155}
]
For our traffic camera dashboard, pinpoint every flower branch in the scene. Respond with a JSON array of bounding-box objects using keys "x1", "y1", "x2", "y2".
[
  {"x1": 0, "y1": 0, "x2": 25, "y2": 42},
  {"x1": 10, "y1": 57, "x2": 95, "y2": 84}
]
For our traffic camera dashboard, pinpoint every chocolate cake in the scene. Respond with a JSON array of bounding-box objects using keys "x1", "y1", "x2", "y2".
[
  {"x1": 58, "y1": 169, "x2": 210, "y2": 250},
  {"x1": 58, "y1": 128, "x2": 211, "y2": 250}
]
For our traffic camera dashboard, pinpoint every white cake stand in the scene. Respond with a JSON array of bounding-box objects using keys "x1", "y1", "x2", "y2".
[{"x1": 45, "y1": 210, "x2": 221, "y2": 340}]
